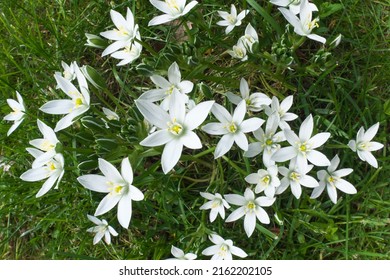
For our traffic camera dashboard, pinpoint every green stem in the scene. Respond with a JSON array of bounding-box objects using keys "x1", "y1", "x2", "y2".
[{"x1": 221, "y1": 155, "x2": 247, "y2": 176}]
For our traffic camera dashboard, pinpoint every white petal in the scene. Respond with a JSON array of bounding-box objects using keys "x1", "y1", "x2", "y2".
[
  {"x1": 284, "y1": 129, "x2": 300, "y2": 146},
  {"x1": 244, "y1": 142, "x2": 262, "y2": 158},
  {"x1": 148, "y1": 14, "x2": 175, "y2": 26},
  {"x1": 234, "y1": 132, "x2": 248, "y2": 151},
  {"x1": 239, "y1": 78, "x2": 250, "y2": 99},
  {"x1": 290, "y1": 180, "x2": 302, "y2": 199},
  {"x1": 117, "y1": 193, "x2": 132, "y2": 228},
  {"x1": 211, "y1": 103, "x2": 232, "y2": 123},
  {"x1": 327, "y1": 185, "x2": 338, "y2": 204},
  {"x1": 254, "y1": 207, "x2": 270, "y2": 224},
  {"x1": 240, "y1": 118, "x2": 264, "y2": 133},
  {"x1": 214, "y1": 134, "x2": 234, "y2": 158},
  {"x1": 129, "y1": 185, "x2": 144, "y2": 201},
  {"x1": 309, "y1": 132, "x2": 331, "y2": 149},
  {"x1": 138, "y1": 89, "x2": 166, "y2": 102},
  {"x1": 224, "y1": 194, "x2": 246, "y2": 206},
  {"x1": 225, "y1": 207, "x2": 246, "y2": 222},
  {"x1": 271, "y1": 146, "x2": 296, "y2": 162},
  {"x1": 93, "y1": 231, "x2": 104, "y2": 245},
  {"x1": 202, "y1": 123, "x2": 227, "y2": 135},
  {"x1": 102, "y1": 40, "x2": 129, "y2": 56},
  {"x1": 226, "y1": 92, "x2": 242, "y2": 105},
  {"x1": 299, "y1": 114, "x2": 313, "y2": 142},
  {"x1": 87, "y1": 215, "x2": 102, "y2": 225},
  {"x1": 135, "y1": 99, "x2": 170, "y2": 129},
  {"x1": 40, "y1": 100, "x2": 74, "y2": 115},
  {"x1": 328, "y1": 154, "x2": 340, "y2": 173},
  {"x1": 77, "y1": 175, "x2": 109, "y2": 193},
  {"x1": 310, "y1": 184, "x2": 325, "y2": 199},
  {"x1": 20, "y1": 167, "x2": 49, "y2": 182},
  {"x1": 300, "y1": 175, "x2": 319, "y2": 188},
  {"x1": 307, "y1": 34, "x2": 326, "y2": 44},
  {"x1": 7, "y1": 120, "x2": 23, "y2": 136},
  {"x1": 333, "y1": 168, "x2": 353, "y2": 178},
  {"x1": 336, "y1": 179, "x2": 357, "y2": 194},
  {"x1": 161, "y1": 140, "x2": 183, "y2": 173},
  {"x1": 121, "y1": 157, "x2": 133, "y2": 184},
  {"x1": 202, "y1": 245, "x2": 219, "y2": 256},
  {"x1": 182, "y1": 1, "x2": 198, "y2": 16},
  {"x1": 278, "y1": 8, "x2": 305, "y2": 35},
  {"x1": 36, "y1": 173, "x2": 58, "y2": 197},
  {"x1": 95, "y1": 194, "x2": 121, "y2": 216},
  {"x1": 185, "y1": 101, "x2": 214, "y2": 130},
  {"x1": 363, "y1": 122, "x2": 380, "y2": 142},
  {"x1": 348, "y1": 140, "x2": 357, "y2": 152},
  {"x1": 150, "y1": 0, "x2": 171, "y2": 14},
  {"x1": 140, "y1": 130, "x2": 172, "y2": 147},
  {"x1": 178, "y1": 80, "x2": 193, "y2": 94},
  {"x1": 181, "y1": 131, "x2": 202, "y2": 149},
  {"x1": 232, "y1": 100, "x2": 246, "y2": 124},
  {"x1": 98, "y1": 158, "x2": 123, "y2": 183},
  {"x1": 168, "y1": 62, "x2": 181, "y2": 85},
  {"x1": 244, "y1": 212, "x2": 256, "y2": 237},
  {"x1": 367, "y1": 141, "x2": 384, "y2": 152},
  {"x1": 230, "y1": 246, "x2": 247, "y2": 258},
  {"x1": 307, "y1": 150, "x2": 330, "y2": 166},
  {"x1": 245, "y1": 173, "x2": 260, "y2": 184}
]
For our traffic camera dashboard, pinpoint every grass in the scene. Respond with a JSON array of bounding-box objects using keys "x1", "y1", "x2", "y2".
[{"x1": 0, "y1": 0, "x2": 389, "y2": 260}]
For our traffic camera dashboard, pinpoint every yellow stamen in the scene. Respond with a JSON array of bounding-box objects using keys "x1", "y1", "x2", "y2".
[
  {"x1": 299, "y1": 144, "x2": 307, "y2": 152},
  {"x1": 166, "y1": 0, "x2": 179, "y2": 11},
  {"x1": 266, "y1": 139, "x2": 273, "y2": 146},
  {"x1": 262, "y1": 175, "x2": 270, "y2": 185},
  {"x1": 290, "y1": 172, "x2": 300, "y2": 181},
  {"x1": 227, "y1": 122, "x2": 237, "y2": 133},
  {"x1": 75, "y1": 98, "x2": 83, "y2": 107},
  {"x1": 168, "y1": 121, "x2": 183, "y2": 135}
]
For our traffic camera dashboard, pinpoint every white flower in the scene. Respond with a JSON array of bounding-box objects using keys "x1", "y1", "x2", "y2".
[
  {"x1": 28, "y1": 120, "x2": 60, "y2": 169},
  {"x1": 136, "y1": 94, "x2": 214, "y2": 174},
  {"x1": 87, "y1": 215, "x2": 118, "y2": 245},
  {"x1": 40, "y1": 63, "x2": 90, "y2": 132},
  {"x1": 110, "y1": 34, "x2": 142, "y2": 66},
  {"x1": 202, "y1": 100, "x2": 264, "y2": 159},
  {"x1": 202, "y1": 234, "x2": 247, "y2": 260},
  {"x1": 199, "y1": 192, "x2": 230, "y2": 222},
  {"x1": 77, "y1": 158, "x2": 144, "y2": 229},
  {"x1": 264, "y1": 96, "x2": 298, "y2": 129},
  {"x1": 245, "y1": 165, "x2": 281, "y2": 198},
  {"x1": 226, "y1": 78, "x2": 271, "y2": 112},
  {"x1": 225, "y1": 188, "x2": 275, "y2": 237},
  {"x1": 101, "y1": 8, "x2": 139, "y2": 57},
  {"x1": 270, "y1": 0, "x2": 318, "y2": 15},
  {"x1": 148, "y1": 0, "x2": 198, "y2": 26},
  {"x1": 311, "y1": 155, "x2": 356, "y2": 204},
  {"x1": 55, "y1": 61, "x2": 77, "y2": 82},
  {"x1": 20, "y1": 151, "x2": 64, "y2": 198},
  {"x1": 227, "y1": 40, "x2": 248, "y2": 61},
  {"x1": 277, "y1": 159, "x2": 318, "y2": 199},
  {"x1": 278, "y1": 0, "x2": 326, "y2": 44},
  {"x1": 102, "y1": 107, "x2": 120, "y2": 121},
  {"x1": 3, "y1": 91, "x2": 26, "y2": 136},
  {"x1": 348, "y1": 122, "x2": 383, "y2": 168},
  {"x1": 217, "y1": 4, "x2": 249, "y2": 34},
  {"x1": 244, "y1": 114, "x2": 285, "y2": 166},
  {"x1": 272, "y1": 114, "x2": 331, "y2": 167},
  {"x1": 139, "y1": 62, "x2": 193, "y2": 110},
  {"x1": 167, "y1": 245, "x2": 197, "y2": 260},
  {"x1": 238, "y1": 23, "x2": 259, "y2": 52}
]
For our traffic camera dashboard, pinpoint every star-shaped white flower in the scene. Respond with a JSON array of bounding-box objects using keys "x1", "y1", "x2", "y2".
[
  {"x1": 264, "y1": 96, "x2": 298, "y2": 130},
  {"x1": 272, "y1": 114, "x2": 331, "y2": 167},
  {"x1": 202, "y1": 234, "x2": 247, "y2": 260},
  {"x1": 20, "y1": 150, "x2": 64, "y2": 198},
  {"x1": 3, "y1": 91, "x2": 26, "y2": 136},
  {"x1": 277, "y1": 159, "x2": 318, "y2": 199},
  {"x1": 148, "y1": 0, "x2": 198, "y2": 26},
  {"x1": 270, "y1": 0, "x2": 318, "y2": 15},
  {"x1": 87, "y1": 215, "x2": 118, "y2": 245},
  {"x1": 77, "y1": 157, "x2": 144, "y2": 229},
  {"x1": 40, "y1": 63, "x2": 90, "y2": 132},
  {"x1": 139, "y1": 62, "x2": 193, "y2": 110},
  {"x1": 226, "y1": 78, "x2": 271, "y2": 112},
  {"x1": 202, "y1": 100, "x2": 264, "y2": 159},
  {"x1": 238, "y1": 23, "x2": 259, "y2": 52},
  {"x1": 244, "y1": 114, "x2": 285, "y2": 166},
  {"x1": 199, "y1": 192, "x2": 230, "y2": 222},
  {"x1": 225, "y1": 188, "x2": 275, "y2": 237},
  {"x1": 245, "y1": 165, "x2": 281, "y2": 198},
  {"x1": 217, "y1": 4, "x2": 249, "y2": 34},
  {"x1": 348, "y1": 122, "x2": 383, "y2": 168},
  {"x1": 136, "y1": 94, "x2": 214, "y2": 174},
  {"x1": 278, "y1": 0, "x2": 326, "y2": 44},
  {"x1": 110, "y1": 34, "x2": 143, "y2": 66},
  {"x1": 311, "y1": 155, "x2": 356, "y2": 204},
  {"x1": 101, "y1": 8, "x2": 139, "y2": 57},
  {"x1": 227, "y1": 40, "x2": 248, "y2": 61},
  {"x1": 167, "y1": 245, "x2": 197, "y2": 260},
  {"x1": 28, "y1": 120, "x2": 60, "y2": 169}
]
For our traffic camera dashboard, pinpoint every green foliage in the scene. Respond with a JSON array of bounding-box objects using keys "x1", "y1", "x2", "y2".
[{"x1": 1, "y1": 0, "x2": 389, "y2": 260}]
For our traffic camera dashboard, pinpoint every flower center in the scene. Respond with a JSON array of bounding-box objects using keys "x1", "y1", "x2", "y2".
[
  {"x1": 299, "y1": 143, "x2": 307, "y2": 152},
  {"x1": 233, "y1": 46, "x2": 245, "y2": 58},
  {"x1": 49, "y1": 162, "x2": 56, "y2": 171},
  {"x1": 40, "y1": 140, "x2": 55, "y2": 151},
  {"x1": 165, "y1": 85, "x2": 176, "y2": 95},
  {"x1": 289, "y1": 171, "x2": 300, "y2": 181},
  {"x1": 227, "y1": 122, "x2": 238, "y2": 133},
  {"x1": 261, "y1": 175, "x2": 270, "y2": 185},
  {"x1": 227, "y1": 14, "x2": 236, "y2": 25},
  {"x1": 306, "y1": 18, "x2": 319, "y2": 32},
  {"x1": 327, "y1": 176, "x2": 337, "y2": 187},
  {"x1": 246, "y1": 201, "x2": 256, "y2": 212},
  {"x1": 218, "y1": 244, "x2": 229, "y2": 258},
  {"x1": 211, "y1": 199, "x2": 222, "y2": 209},
  {"x1": 166, "y1": 0, "x2": 179, "y2": 11},
  {"x1": 75, "y1": 97, "x2": 83, "y2": 107},
  {"x1": 63, "y1": 70, "x2": 73, "y2": 80},
  {"x1": 117, "y1": 26, "x2": 129, "y2": 36},
  {"x1": 168, "y1": 122, "x2": 183, "y2": 135},
  {"x1": 357, "y1": 142, "x2": 370, "y2": 151},
  {"x1": 266, "y1": 139, "x2": 273, "y2": 146}
]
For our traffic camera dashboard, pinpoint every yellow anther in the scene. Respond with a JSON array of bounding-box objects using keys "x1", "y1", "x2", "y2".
[
  {"x1": 166, "y1": 0, "x2": 179, "y2": 10},
  {"x1": 299, "y1": 144, "x2": 307, "y2": 152},
  {"x1": 262, "y1": 175, "x2": 270, "y2": 185},
  {"x1": 75, "y1": 98, "x2": 83, "y2": 107},
  {"x1": 247, "y1": 201, "x2": 256, "y2": 210},
  {"x1": 49, "y1": 163, "x2": 56, "y2": 171},
  {"x1": 114, "y1": 185, "x2": 123, "y2": 194},
  {"x1": 266, "y1": 139, "x2": 273, "y2": 146},
  {"x1": 228, "y1": 122, "x2": 237, "y2": 133},
  {"x1": 290, "y1": 172, "x2": 300, "y2": 181},
  {"x1": 168, "y1": 122, "x2": 183, "y2": 135}
]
